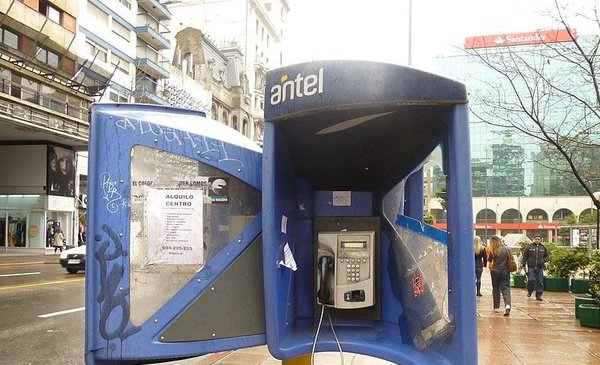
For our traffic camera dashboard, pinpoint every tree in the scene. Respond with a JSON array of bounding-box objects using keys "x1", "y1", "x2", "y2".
[{"x1": 464, "y1": 0, "x2": 600, "y2": 211}]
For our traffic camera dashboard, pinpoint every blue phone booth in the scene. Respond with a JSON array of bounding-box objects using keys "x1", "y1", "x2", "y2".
[
  {"x1": 85, "y1": 104, "x2": 265, "y2": 364},
  {"x1": 262, "y1": 61, "x2": 477, "y2": 364}
]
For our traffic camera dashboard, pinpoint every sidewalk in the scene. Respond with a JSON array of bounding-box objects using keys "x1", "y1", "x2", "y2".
[
  {"x1": 182, "y1": 270, "x2": 600, "y2": 365},
  {"x1": 3, "y1": 254, "x2": 599, "y2": 364},
  {"x1": 0, "y1": 252, "x2": 60, "y2": 266}
]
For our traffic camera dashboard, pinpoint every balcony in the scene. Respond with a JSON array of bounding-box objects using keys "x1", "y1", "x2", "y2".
[
  {"x1": 0, "y1": 0, "x2": 75, "y2": 52},
  {"x1": 137, "y1": 0, "x2": 172, "y2": 21},
  {"x1": 133, "y1": 75, "x2": 168, "y2": 105},
  {"x1": 136, "y1": 13, "x2": 170, "y2": 50},
  {"x1": 135, "y1": 46, "x2": 169, "y2": 79}
]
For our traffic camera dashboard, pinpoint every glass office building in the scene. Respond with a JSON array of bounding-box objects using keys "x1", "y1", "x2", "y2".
[
  {"x1": 434, "y1": 29, "x2": 593, "y2": 199},
  {"x1": 429, "y1": 29, "x2": 599, "y2": 242}
]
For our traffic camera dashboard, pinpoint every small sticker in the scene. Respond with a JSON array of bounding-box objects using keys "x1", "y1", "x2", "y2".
[
  {"x1": 208, "y1": 177, "x2": 229, "y2": 203},
  {"x1": 281, "y1": 215, "x2": 288, "y2": 234},
  {"x1": 332, "y1": 191, "x2": 351, "y2": 206},
  {"x1": 412, "y1": 272, "x2": 425, "y2": 297}
]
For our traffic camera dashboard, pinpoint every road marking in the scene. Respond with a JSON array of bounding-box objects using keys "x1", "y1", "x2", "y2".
[
  {"x1": 0, "y1": 272, "x2": 41, "y2": 277},
  {"x1": 0, "y1": 278, "x2": 84, "y2": 291},
  {"x1": 38, "y1": 306, "x2": 85, "y2": 318}
]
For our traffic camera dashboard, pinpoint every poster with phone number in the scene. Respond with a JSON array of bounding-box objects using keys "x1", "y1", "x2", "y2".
[{"x1": 145, "y1": 188, "x2": 204, "y2": 265}]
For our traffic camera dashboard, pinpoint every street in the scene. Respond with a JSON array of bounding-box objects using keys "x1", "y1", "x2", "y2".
[{"x1": 0, "y1": 262, "x2": 85, "y2": 365}]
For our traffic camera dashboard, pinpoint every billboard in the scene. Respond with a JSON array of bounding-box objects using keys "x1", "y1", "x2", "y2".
[
  {"x1": 465, "y1": 28, "x2": 577, "y2": 49},
  {"x1": 47, "y1": 145, "x2": 75, "y2": 197}
]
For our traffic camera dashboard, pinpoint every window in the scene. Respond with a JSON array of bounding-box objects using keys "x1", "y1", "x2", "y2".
[
  {"x1": 128, "y1": 145, "x2": 261, "y2": 324},
  {"x1": 87, "y1": 2, "x2": 108, "y2": 26},
  {"x1": 36, "y1": 47, "x2": 60, "y2": 68},
  {"x1": 1, "y1": 27, "x2": 18, "y2": 50},
  {"x1": 21, "y1": 79, "x2": 38, "y2": 103},
  {"x1": 10, "y1": 74, "x2": 21, "y2": 98},
  {"x1": 0, "y1": 67, "x2": 10, "y2": 94},
  {"x1": 39, "y1": 1, "x2": 61, "y2": 23},
  {"x1": 111, "y1": 54, "x2": 130, "y2": 75},
  {"x1": 112, "y1": 20, "x2": 130, "y2": 42},
  {"x1": 118, "y1": 0, "x2": 131, "y2": 9},
  {"x1": 86, "y1": 41, "x2": 107, "y2": 63}
]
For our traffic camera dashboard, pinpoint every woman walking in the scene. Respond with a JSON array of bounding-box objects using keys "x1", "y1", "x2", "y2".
[
  {"x1": 53, "y1": 227, "x2": 65, "y2": 253},
  {"x1": 474, "y1": 236, "x2": 487, "y2": 297},
  {"x1": 487, "y1": 235, "x2": 512, "y2": 316}
]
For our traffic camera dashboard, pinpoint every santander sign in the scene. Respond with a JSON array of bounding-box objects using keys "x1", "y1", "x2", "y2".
[{"x1": 464, "y1": 28, "x2": 577, "y2": 49}]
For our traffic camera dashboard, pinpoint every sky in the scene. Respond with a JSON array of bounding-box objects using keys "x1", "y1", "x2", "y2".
[{"x1": 281, "y1": 0, "x2": 588, "y2": 71}]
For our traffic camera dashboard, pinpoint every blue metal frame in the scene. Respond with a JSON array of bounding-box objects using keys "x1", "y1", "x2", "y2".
[{"x1": 85, "y1": 104, "x2": 264, "y2": 364}]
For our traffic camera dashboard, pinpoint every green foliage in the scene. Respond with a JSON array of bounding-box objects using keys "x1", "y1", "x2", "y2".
[
  {"x1": 564, "y1": 214, "x2": 578, "y2": 225},
  {"x1": 589, "y1": 252, "x2": 600, "y2": 299},
  {"x1": 423, "y1": 214, "x2": 433, "y2": 225},
  {"x1": 546, "y1": 247, "x2": 582, "y2": 278},
  {"x1": 517, "y1": 240, "x2": 530, "y2": 257},
  {"x1": 579, "y1": 212, "x2": 598, "y2": 225}
]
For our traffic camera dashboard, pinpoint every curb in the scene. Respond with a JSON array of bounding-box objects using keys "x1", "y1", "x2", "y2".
[{"x1": 0, "y1": 261, "x2": 60, "y2": 267}]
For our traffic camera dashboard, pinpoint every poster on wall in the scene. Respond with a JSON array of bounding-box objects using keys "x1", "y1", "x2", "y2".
[
  {"x1": 47, "y1": 145, "x2": 75, "y2": 197},
  {"x1": 145, "y1": 188, "x2": 204, "y2": 265}
]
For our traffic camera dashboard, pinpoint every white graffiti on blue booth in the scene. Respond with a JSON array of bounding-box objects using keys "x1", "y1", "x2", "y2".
[
  {"x1": 100, "y1": 172, "x2": 126, "y2": 214},
  {"x1": 115, "y1": 118, "x2": 244, "y2": 168}
]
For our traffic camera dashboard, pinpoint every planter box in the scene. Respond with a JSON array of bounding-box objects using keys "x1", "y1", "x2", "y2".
[
  {"x1": 544, "y1": 277, "x2": 569, "y2": 292},
  {"x1": 575, "y1": 295, "x2": 597, "y2": 318},
  {"x1": 579, "y1": 303, "x2": 600, "y2": 328},
  {"x1": 511, "y1": 274, "x2": 526, "y2": 288},
  {"x1": 571, "y1": 278, "x2": 590, "y2": 294}
]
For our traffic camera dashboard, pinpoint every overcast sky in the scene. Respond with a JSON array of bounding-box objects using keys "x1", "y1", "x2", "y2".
[{"x1": 281, "y1": 0, "x2": 587, "y2": 70}]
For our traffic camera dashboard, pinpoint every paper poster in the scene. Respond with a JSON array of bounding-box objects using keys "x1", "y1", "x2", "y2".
[
  {"x1": 145, "y1": 189, "x2": 204, "y2": 265},
  {"x1": 332, "y1": 191, "x2": 351, "y2": 206}
]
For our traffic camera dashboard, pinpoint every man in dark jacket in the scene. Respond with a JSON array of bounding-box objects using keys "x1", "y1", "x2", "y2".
[{"x1": 521, "y1": 234, "x2": 550, "y2": 300}]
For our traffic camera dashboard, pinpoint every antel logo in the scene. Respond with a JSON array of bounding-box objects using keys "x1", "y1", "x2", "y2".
[{"x1": 269, "y1": 68, "x2": 324, "y2": 106}]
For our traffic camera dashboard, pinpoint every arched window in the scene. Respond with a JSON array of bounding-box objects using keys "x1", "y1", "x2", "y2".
[
  {"x1": 552, "y1": 208, "x2": 574, "y2": 222},
  {"x1": 232, "y1": 116, "x2": 238, "y2": 131},
  {"x1": 526, "y1": 208, "x2": 548, "y2": 222},
  {"x1": 475, "y1": 209, "x2": 496, "y2": 223},
  {"x1": 182, "y1": 52, "x2": 193, "y2": 76},
  {"x1": 222, "y1": 111, "x2": 228, "y2": 124},
  {"x1": 501, "y1": 209, "x2": 521, "y2": 223},
  {"x1": 242, "y1": 118, "x2": 249, "y2": 136}
]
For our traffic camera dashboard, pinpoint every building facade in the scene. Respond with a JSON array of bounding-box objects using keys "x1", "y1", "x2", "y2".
[
  {"x1": 431, "y1": 28, "x2": 599, "y2": 244},
  {"x1": 167, "y1": 0, "x2": 289, "y2": 142}
]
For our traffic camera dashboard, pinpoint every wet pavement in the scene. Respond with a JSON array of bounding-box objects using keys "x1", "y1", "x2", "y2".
[{"x1": 2, "y1": 254, "x2": 599, "y2": 364}]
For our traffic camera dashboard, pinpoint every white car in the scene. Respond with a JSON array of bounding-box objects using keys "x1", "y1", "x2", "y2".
[{"x1": 59, "y1": 245, "x2": 86, "y2": 274}]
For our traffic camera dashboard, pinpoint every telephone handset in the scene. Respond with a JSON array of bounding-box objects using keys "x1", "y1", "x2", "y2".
[
  {"x1": 316, "y1": 231, "x2": 375, "y2": 309},
  {"x1": 317, "y1": 255, "x2": 334, "y2": 305}
]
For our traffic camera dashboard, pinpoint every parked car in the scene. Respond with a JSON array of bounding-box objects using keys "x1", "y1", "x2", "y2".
[{"x1": 59, "y1": 245, "x2": 86, "y2": 274}]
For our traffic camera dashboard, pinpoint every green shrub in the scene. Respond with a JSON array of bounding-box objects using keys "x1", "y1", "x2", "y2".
[
  {"x1": 590, "y1": 251, "x2": 600, "y2": 299},
  {"x1": 546, "y1": 247, "x2": 581, "y2": 278}
]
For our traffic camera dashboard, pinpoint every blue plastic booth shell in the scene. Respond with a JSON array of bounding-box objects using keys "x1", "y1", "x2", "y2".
[
  {"x1": 262, "y1": 60, "x2": 476, "y2": 365},
  {"x1": 85, "y1": 104, "x2": 264, "y2": 364}
]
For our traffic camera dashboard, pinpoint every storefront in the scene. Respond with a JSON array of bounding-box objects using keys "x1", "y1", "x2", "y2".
[
  {"x1": 0, "y1": 195, "x2": 74, "y2": 251},
  {"x1": 0, "y1": 144, "x2": 76, "y2": 253}
]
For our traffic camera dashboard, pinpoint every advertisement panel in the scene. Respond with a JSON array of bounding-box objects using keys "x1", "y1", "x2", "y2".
[{"x1": 465, "y1": 28, "x2": 576, "y2": 49}]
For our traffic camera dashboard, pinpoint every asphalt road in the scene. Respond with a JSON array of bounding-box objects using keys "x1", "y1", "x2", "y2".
[{"x1": 0, "y1": 262, "x2": 86, "y2": 365}]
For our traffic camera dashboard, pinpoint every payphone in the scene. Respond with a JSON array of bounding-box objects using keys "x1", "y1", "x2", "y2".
[{"x1": 317, "y1": 231, "x2": 375, "y2": 309}]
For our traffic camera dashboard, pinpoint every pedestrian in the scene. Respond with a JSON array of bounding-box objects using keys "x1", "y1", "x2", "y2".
[
  {"x1": 53, "y1": 227, "x2": 65, "y2": 253},
  {"x1": 474, "y1": 235, "x2": 487, "y2": 297},
  {"x1": 521, "y1": 234, "x2": 549, "y2": 301},
  {"x1": 487, "y1": 235, "x2": 512, "y2": 316}
]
